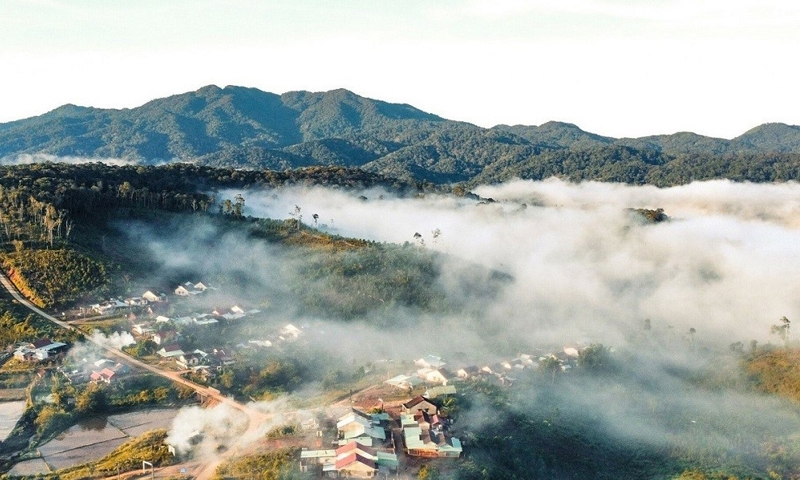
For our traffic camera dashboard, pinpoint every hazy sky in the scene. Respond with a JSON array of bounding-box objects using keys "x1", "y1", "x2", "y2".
[{"x1": 1, "y1": 0, "x2": 799, "y2": 138}]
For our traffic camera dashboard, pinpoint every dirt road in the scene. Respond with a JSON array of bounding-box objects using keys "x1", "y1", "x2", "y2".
[{"x1": 0, "y1": 273, "x2": 269, "y2": 479}]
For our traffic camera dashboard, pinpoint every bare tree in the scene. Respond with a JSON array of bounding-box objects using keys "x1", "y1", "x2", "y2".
[
  {"x1": 771, "y1": 316, "x2": 791, "y2": 345},
  {"x1": 413, "y1": 232, "x2": 425, "y2": 247},
  {"x1": 290, "y1": 205, "x2": 302, "y2": 230},
  {"x1": 431, "y1": 228, "x2": 441, "y2": 244}
]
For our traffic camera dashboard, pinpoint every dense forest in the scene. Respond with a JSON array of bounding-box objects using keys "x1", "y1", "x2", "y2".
[
  {"x1": 2, "y1": 85, "x2": 800, "y2": 186},
  {"x1": 0, "y1": 162, "x2": 430, "y2": 310}
]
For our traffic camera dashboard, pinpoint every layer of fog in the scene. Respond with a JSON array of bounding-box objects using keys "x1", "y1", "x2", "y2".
[
  {"x1": 119, "y1": 177, "x2": 800, "y2": 464},
  {"x1": 238, "y1": 178, "x2": 800, "y2": 347}
]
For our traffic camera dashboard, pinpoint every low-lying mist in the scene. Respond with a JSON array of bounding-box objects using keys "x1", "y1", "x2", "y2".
[
  {"x1": 232, "y1": 178, "x2": 800, "y2": 347},
  {"x1": 113, "y1": 177, "x2": 800, "y2": 475}
]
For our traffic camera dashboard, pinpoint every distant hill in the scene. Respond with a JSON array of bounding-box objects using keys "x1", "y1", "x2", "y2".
[
  {"x1": 492, "y1": 121, "x2": 614, "y2": 150},
  {"x1": 734, "y1": 123, "x2": 800, "y2": 152},
  {"x1": 2, "y1": 85, "x2": 800, "y2": 186}
]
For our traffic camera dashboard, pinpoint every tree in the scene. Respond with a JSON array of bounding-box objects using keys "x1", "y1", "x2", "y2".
[
  {"x1": 578, "y1": 343, "x2": 612, "y2": 373},
  {"x1": 76, "y1": 383, "x2": 107, "y2": 414},
  {"x1": 233, "y1": 193, "x2": 245, "y2": 217},
  {"x1": 222, "y1": 199, "x2": 233, "y2": 215},
  {"x1": 290, "y1": 205, "x2": 302, "y2": 230},
  {"x1": 771, "y1": 316, "x2": 791, "y2": 345},
  {"x1": 413, "y1": 232, "x2": 425, "y2": 247},
  {"x1": 220, "y1": 369, "x2": 235, "y2": 389},
  {"x1": 135, "y1": 339, "x2": 158, "y2": 357},
  {"x1": 540, "y1": 356, "x2": 562, "y2": 384},
  {"x1": 431, "y1": 228, "x2": 441, "y2": 244},
  {"x1": 418, "y1": 464, "x2": 441, "y2": 480}
]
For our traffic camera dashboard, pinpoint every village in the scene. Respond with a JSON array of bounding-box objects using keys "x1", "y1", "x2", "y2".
[{"x1": 4, "y1": 279, "x2": 592, "y2": 479}]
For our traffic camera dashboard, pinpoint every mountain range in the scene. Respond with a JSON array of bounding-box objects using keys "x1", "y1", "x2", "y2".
[{"x1": 2, "y1": 85, "x2": 800, "y2": 186}]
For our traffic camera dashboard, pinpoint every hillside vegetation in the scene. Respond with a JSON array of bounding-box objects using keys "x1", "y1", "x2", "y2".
[
  {"x1": 213, "y1": 448, "x2": 308, "y2": 480},
  {"x1": 745, "y1": 347, "x2": 800, "y2": 403},
  {"x1": 2, "y1": 249, "x2": 108, "y2": 308},
  {"x1": 2, "y1": 86, "x2": 800, "y2": 185},
  {"x1": 53, "y1": 429, "x2": 173, "y2": 480}
]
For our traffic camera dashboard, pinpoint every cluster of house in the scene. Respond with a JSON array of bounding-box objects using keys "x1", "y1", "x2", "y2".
[
  {"x1": 59, "y1": 357, "x2": 130, "y2": 385},
  {"x1": 300, "y1": 441, "x2": 399, "y2": 478},
  {"x1": 240, "y1": 323, "x2": 303, "y2": 349},
  {"x1": 300, "y1": 393, "x2": 462, "y2": 477},
  {"x1": 173, "y1": 282, "x2": 214, "y2": 296},
  {"x1": 301, "y1": 409, "x2": 399, "y2": 478},
  {"x1": 12, "y1": 338, "x2": 68, "y2": 362},
  {"x1": 386, "y1": 348, "x2": 584, "y2": 391},
  {"x1": 86, "y1": 281, "x2": 214, "y2": 316},
  {"x1": 129, "y1": 305, "x2": 260, "y2": 348},
  {"x1": 128, "y1": 302, "x2": 261, "y2": 350},
  {"x1": 385, "y1": 355, "x2": 453, "y2": 391},
  {"x1": 87, "y1": 292, "x2": 164, "y2": 315},
  {"x1": 87, "y1": 358, "x2": 129, "y2": 384},
  {"x1": 90, "y1": 298, "x2": 133, "y2": 315},
  {"x1": 151, "y1": 322, "x2": 301, "y2": 378},
  {"x1": 401, "y1": 396, "x2": 462, "y2": 458},
  {"x1": 156, "y1": 344, "x2": 235, "y2": 374}
]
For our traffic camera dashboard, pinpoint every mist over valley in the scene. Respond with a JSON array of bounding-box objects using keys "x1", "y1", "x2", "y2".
[{"x1": 1, "y1": 100, "x2": 800, "y2": 477}]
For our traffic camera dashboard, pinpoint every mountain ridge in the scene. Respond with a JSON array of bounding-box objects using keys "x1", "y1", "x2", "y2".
[{"x1": 2, "y1": 85, "x2": 800, "y2": 186}]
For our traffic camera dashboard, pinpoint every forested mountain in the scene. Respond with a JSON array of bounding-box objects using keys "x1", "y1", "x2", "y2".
[{"x1": 3, "y1": 85, "x2": 800, "y2": 185}]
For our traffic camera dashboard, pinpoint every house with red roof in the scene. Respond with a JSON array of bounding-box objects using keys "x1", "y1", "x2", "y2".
[
  {"x1": 335, "y1": 453, "x2": 376, "y2": 478},
  {"x1": 300, "y1": 440, "x2": 397, "y2": 477},
  {"x1": 90, "y1": 368, "x2": 116, "y2": 384}
]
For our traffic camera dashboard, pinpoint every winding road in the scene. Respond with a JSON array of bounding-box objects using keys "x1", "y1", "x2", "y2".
[{"x1": 0, "y1": 273, "x2": 268, "y2": 479}]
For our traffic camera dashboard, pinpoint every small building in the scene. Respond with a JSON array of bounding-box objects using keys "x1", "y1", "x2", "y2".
[
  {"x1": 125, "y1": 297, "x2": 148, "y2": 306},
  {"x1": 385, "y1": 374, "x2": 423, "y2": 390},
  {"x1": 132, "y1": 323, "x2": 154, "y2": 336},
  {"x1": 192, "y1": 314, "x2": 218, "y2": 326},
  {"x1": 416, "y1": 367, "x2": 451, "y2": 385},
  {"x1": 424, "y1": 385, "x2": 457, "y2": 399},
  {"x1": 210, "y1": 349, "x2": 235, "y2": 366},
  {"x1": 215, "y1": 305, "x2": 254, "y2": 321},
  {"x1": 151, "y1": 330, "x2": 177, "y2": 346},
  {"x1": 157, "y1": 344, "x2": 185, "y2": 358},
  {"x1": 280, "y1": 324, "x2": 302, "y2": 340},
  {"x1": 90, "y1": 298, "x2": 128, "y2": 314},
  {"x1": 176, "y1": 352, "x2": 203, "y2": 369},
  {"x1": 415, "y1": 355, "x2": 446, "y2": 369},
  {"x1": 300, "y1": 441, "x2": 397, "y2": 477},
  {"x1": 457, "y1": 366, "x2": 480, "y2": 379},
  {"x1": 402, "y1": 396, "x2": 437, "y2": 415},
  {"x1": 335, "y1": 453, "x2": 376, "y2": 478},
  {"x1": 174, "y1": 285, "x2": 193, "y2": 296},
  {"x1": 142, "y1": 291, "x2": 167, "y2": 303},
  {"x1": 14, "y1": 339, "x2": 68, "y2": 362},
  {"x1": 300, "y1": 449, "x2": 337, "y2": 473},
  {"x1": 402, "y1": 413, "x2": 462, "y2": 458},
  {"x1": 337, "y1": 411, "x2": 386, "y2": 446},
  {"x1": 563, "y1": 346, "x2": 580, "y2": 358},
  {"x1": 174, "y1": 282, "x2": 211, "y2": 296},
  {"x1": 90, "y1": 368, "x2": 116, "y2": 384}
]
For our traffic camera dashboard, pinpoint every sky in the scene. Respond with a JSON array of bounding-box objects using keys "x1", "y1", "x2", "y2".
[{"x1": 1, "y1": 0, "x2": 799, "y2": 138}]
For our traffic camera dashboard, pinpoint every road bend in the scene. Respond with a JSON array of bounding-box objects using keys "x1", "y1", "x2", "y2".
[{"x1": 0, "y1": 273, "x2": 270, "y2": 479}]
